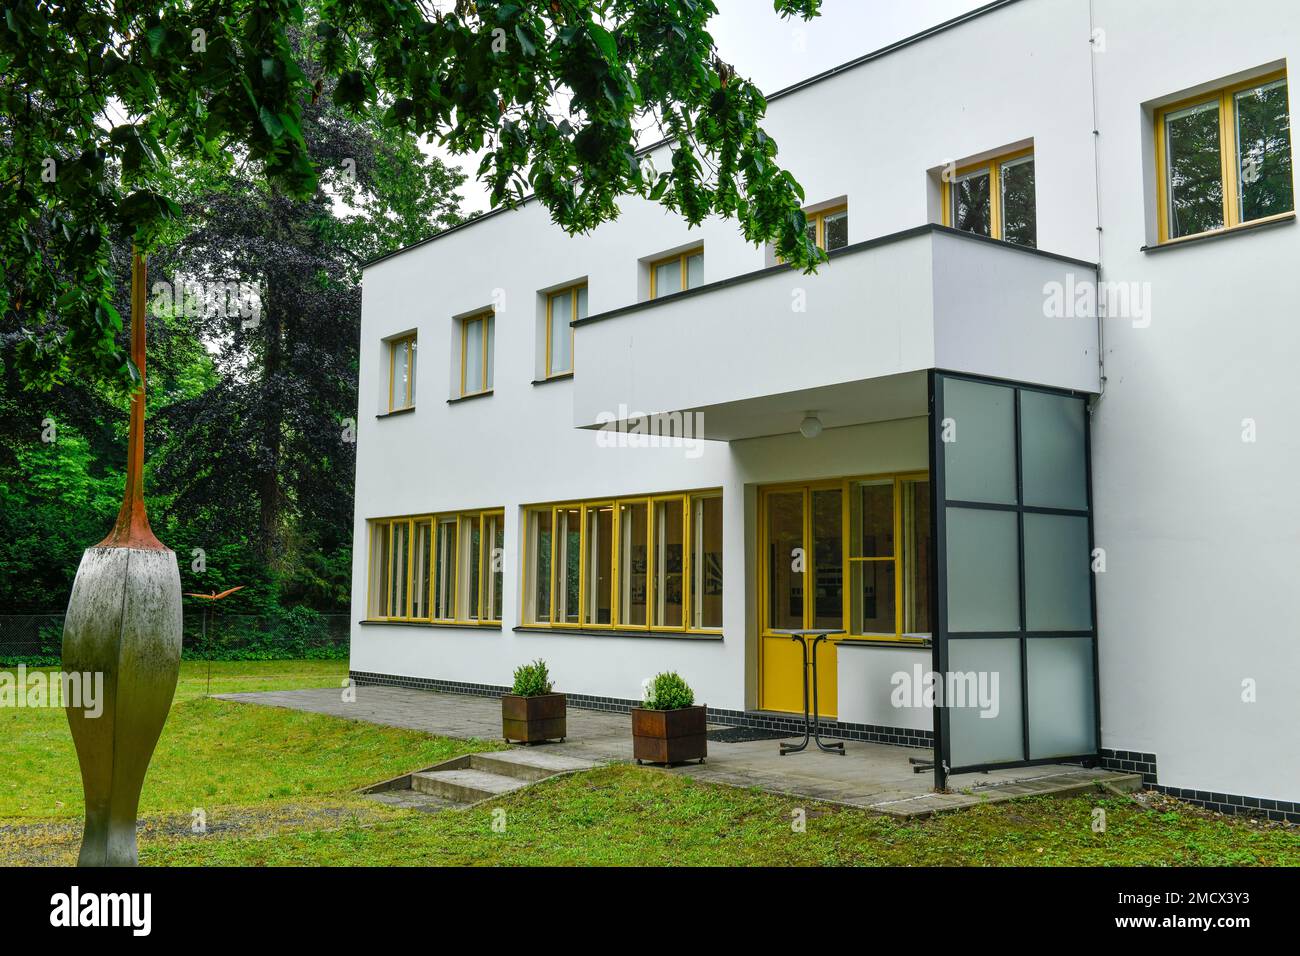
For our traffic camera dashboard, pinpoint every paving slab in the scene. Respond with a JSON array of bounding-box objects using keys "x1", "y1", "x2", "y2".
[{"x1": 217, "y1": 685, "x2": 1140, "y2": 818}]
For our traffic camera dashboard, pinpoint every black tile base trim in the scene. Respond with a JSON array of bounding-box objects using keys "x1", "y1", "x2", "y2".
[
  {"x1": 349, "y1": 670, "x2": 933, "y2": 749},
  {"x1": 1098, "y1": 748, "x2": 1299, "y2": 824}
]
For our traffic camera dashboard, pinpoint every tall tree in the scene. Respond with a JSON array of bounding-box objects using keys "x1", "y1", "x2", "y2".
[{"x1": 1, "y1": 0, "x2": 824, "y2": 394}]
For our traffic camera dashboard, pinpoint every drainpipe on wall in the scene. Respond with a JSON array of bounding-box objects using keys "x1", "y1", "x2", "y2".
[{"x1": 1088, "y1": 0, "x2": 1108, "y2": 407}]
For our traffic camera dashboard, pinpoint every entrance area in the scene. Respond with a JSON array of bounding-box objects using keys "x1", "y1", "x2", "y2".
[{"x1": 758, "y1": 474, "x2": 931, "y2": 715}]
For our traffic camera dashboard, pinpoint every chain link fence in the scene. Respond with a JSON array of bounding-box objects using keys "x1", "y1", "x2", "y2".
[{"x1": 0, "y1": 612, "x2": 350, "y2": 664}]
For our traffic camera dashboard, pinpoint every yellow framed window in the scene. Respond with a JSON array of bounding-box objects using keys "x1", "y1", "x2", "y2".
[
  {"x1": 648, "y1": 248, "x2": 703, "y2": 299},
  {"x1": 459, "y1": 311, "x2": 494, "y2": 396},
  {"x1": 521, "y1": 489, "x2": 722, "y2": 633},
  {"x1": 367, "y1": 510, "x2": 503, "y2": 624},
  {"x1": 1155, "y1": 71, "x2": 1292, "y2": 243},
  {"x1": 387, "y1": 334, "x2": 417, "y2": 411},
  {"x1": 806, "y1": 204, "x2": 849, "y2": 252},
  {"x1": 942, "y1": 148, "x2": 1036, "y2": 247},
  {"x1": 545, "y1": 283, "x2": 586, "y2": 377}
]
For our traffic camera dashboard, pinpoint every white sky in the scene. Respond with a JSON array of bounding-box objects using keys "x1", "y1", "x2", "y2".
[{"x1": 440, "y1": 0, "x2": 988, "y2": 213}]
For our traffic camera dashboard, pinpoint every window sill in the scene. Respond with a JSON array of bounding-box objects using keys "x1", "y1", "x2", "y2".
[
  {"x1": 447, "y1": 390, "x2": 494, "y2": 405},
  {"x1": 360, "y1": 619, "x2": 501, "y2": 630},
  {"x1": 531, "y1": 372, "x2": 574, "y2": 386},
  {"x1": 838, "y1": 637, "x2": 932, "y2": 649},
  {"x1": 512, "y1": 625, "x2": 723, "y2": 641},
  {"x1": 1142, "y1": 212, "x2": 1295, "y2": 252},
  {"x1": 375, "y1": 406, "x2": 416, "y2": 419}
]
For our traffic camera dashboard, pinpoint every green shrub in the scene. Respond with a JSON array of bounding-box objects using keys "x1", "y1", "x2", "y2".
[
  {"x1": 511, "y1": 659, "x2": 553, "y2": 697},
  {"x1": 643, "y1": 671, "x2": 695, "y2": 710}
]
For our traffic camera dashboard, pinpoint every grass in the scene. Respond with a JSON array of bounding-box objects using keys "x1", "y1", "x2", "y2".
[
  {"x1": 1, "y1": 660, "x2": 502, "y2": 821},
  {"x1": 4, "y1": 661, "x2": 1296, "y2": 867}
]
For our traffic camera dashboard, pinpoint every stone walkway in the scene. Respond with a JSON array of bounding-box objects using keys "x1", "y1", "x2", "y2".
[{"x1": 217, "y1": 684, "x2": 1140, "y2": 817}]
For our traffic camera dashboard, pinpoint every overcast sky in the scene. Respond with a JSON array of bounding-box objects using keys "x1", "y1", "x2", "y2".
[{"x1": 442, "y1": 0, "x2": 988, "y2": 213}]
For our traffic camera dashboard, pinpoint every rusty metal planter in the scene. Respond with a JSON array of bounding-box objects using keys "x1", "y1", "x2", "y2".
[
  {"x1": 632, "y1": 705, "x2": 708, "y2": 766},
  {"x1": 502, "y1": 693, "x2": 567, "y2": 744}
]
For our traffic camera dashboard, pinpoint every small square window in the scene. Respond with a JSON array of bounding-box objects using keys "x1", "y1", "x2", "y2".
[
  {"x1": 387, "y1": 334, "x2": 417, "y2": 411},
  {"x1": 649, "y1": 248, "x2": 703, "y2": 299},
  {"x1": 945, "y1": 151, "x2": 1035, "y2": 247}
]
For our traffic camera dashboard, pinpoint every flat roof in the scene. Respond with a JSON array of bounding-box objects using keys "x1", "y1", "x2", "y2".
[{"x1": 363, "y1": 0, "x2": 1023, "y2": 269}]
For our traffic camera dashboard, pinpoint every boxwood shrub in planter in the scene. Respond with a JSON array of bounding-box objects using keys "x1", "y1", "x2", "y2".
[
  {"x1": 502, "y1": 659, "x2": 566, "y2": 744},
  {"x1": 632, "y1": 671, "x2": 707, "y2": 766}
]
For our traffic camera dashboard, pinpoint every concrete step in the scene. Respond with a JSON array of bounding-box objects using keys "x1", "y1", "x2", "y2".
[
  {"x1": 470, "y1": 750, "x2": 598, "y2": 782},
  {"x1": 410, "y1": 768, "x2": 530, "y2": 803}
]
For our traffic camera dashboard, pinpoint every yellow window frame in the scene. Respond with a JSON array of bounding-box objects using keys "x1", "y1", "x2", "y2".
[
  {"x1": 648, "y1": 248, "x2": 703, "y2": 299},
  {"x1": 459, "y1": 311, "x2": 493, "y2": 396},
  {"x1": 941, "y1": 147, "x2": 1034, "y2": 242},
  {"x1": 756, "y1": 472, "x2": 930, "y2": 646},
  {"x1": 807, "y1": 204, "x2": 848, "y2": 251},
  {"x1": 1154, "y1": 69, "x2": 1292, "y2": 245},
  {"x1": 520, "y1": 488, "x2": 722, "y2": 635},
  {"x1": 366, "y1": 510, "x2": 503, "y2": 625},
  {"x1": 545, "y1": 284, "x2": 584, "y2": 378},
  {"x1": 387, "y1": 334, "x2": 416, "y2": 412}
]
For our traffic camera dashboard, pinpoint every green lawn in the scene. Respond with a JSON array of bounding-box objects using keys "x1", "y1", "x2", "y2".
[{"x1": 3, "y1": 661, "x2": 1297, "y2": 867}]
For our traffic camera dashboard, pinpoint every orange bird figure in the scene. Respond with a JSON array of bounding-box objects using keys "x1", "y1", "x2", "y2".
[{"x1": 185, "y1": 586, "x2": 246, "y2": 601}]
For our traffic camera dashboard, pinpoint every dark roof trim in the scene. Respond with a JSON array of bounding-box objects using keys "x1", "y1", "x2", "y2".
[
  {"x1": 363, "y1": 0, "x2": 1026, "y2": 271},
  {"x1": 572, "y1": 223, "x2": 1098, "y2": 329}
]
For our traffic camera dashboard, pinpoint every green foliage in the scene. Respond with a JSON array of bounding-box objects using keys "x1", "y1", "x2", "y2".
[
  {"x1": 643, "y1": 670, "x2": 694, "y2": 710},
  {"x1": 511, "y1": 658, "x2": 554, "y2": 697},
  {"x1": 3, "y1": 0, "x2": 824, "y2": 394}
]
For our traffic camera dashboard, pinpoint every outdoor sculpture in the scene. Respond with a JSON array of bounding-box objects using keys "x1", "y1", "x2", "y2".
[{"x1": 61, "y1": 249, "x2": 183, "y2": 867}]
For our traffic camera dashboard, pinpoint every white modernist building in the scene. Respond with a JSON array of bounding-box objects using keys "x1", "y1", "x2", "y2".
[{"x1": 350, "y1": 0, "x2": 1300, "y2": 817}]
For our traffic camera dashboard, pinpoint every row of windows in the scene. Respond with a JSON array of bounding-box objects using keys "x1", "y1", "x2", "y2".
[
  {"x1": 523, "y1": 492, "x2": 724, "y2": 633},
  {"x1": 368, "y1": 510, "x2": 505, "y2": 623},
  {"x1": 381, "y1": 70, "x2": 1292, "y2": 413}
]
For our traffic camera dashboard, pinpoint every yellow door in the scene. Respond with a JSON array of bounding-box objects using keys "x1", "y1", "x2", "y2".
[{"x1": 759, "y1": 484, "x2": 844, "y2": 716}]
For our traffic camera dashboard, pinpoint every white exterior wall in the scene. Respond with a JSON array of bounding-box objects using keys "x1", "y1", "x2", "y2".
[{"x1": 352, "y1": 0, "x2": 1300, "y2": 802}]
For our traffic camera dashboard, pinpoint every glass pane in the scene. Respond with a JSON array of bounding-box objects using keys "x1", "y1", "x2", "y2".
[
  {"x1": 1166, "y1": 100, "x2": 1224, "y2": 238},
  {"x1": 528, "y1": 510, "x2": 552, "y2": 623},
  {"x1": 653, "y1": 499, "x2": 684, "y2": 627},
  {"x1": 371, "y1": 522, "x2": 390, "y2": 616},
  {"x1": 945, "y1": 507, "x2": 1019, "y2": 632},
  {"x1": 412, "y1": 520, "x2": 431, "y2": 619},
  {"x1": 392, "y1": 340, "x2": 409, "y2": 409},
  {"x1": 1235, "y1": 79, "x2": 1293, "y2": 223},
  {"x1": 765, "y1": 491, "x2": 804, "y2": 631},
  {"x1": 618, "y1": 502, "x2": 648, "y2": 626},
  {"x1": 1027, "y1": 637, "x2": 1097, "y2": 758},
  {"x1": 1020, "y1": 390, "x2": 1087, "y2": 510},
  {"x1": 408, "y1": 340, "x2": 417, "y2": 405},
  {"x1": 458, "y1": 516, "x2": 482, "y2": 621},
  {"x1": 805, "y1": 218, "x2": 818, "y2": 247},
  {"x1": 942, "y1": 378, "x2": 1017, "y2": 505},
  {"x1": 463, "y1": 318, "x2": 484, "y2": 394},
  {"x1": 850, "y1": 560, "x2": 894, "y2": 635},
  {"x1": 1024, "y1": 513, "x2": 1092, "y2": 631},
  {"x1": 685, "y1": 252, "x2": 703, "y2": 289},
  {"x1": 433, "y1": 517, "x2": 457, "y2": 620},
  {"x1": 902, "y1": 479, "x2": 931, "y2": 634},
  {"x1": 486, "y1": 515, "x2": 504, "y2": 621},
  {"x1": 1000, "y1": 156, "x2": 1036, "y2": 247},
  {"x1": 953, "y1": 169, "x2": 992, "y2": 236},
  {"x1": 549, "y1": 290, "x2": 572, "y2": 375},
  {"x1": 556, "y1": 507, "x2": 581, "y2": 625},
  {"x1": 948, "y1": 638, "x2": 1024, "y2": 766},
  {"x1": 823, "y1": 209, "x2": 848, "y2": 250},
  {"x1": 850, "y1": 480, "x2": 893, "y2": 558},
  {"x1": 485, "y1": 315, "x2": 494, "y2": 390},
  {"x1": 575, "y1": 284, "x2": 588, "y2": 320},
  {"x1": 692, "y1": 496, "x2": 723, "y2": 629},
  {"x1": 586, "y1": 505, "x2": 613, "y2": 625},
  {"x1": 653, "y1": 260, "x2": 678, "y2": 297},
  {"x1": 389, "y1": 520, "x2": 409, "y2": 618},
  {"x1": 811, "y1": 488, "x2": 842, "y2": 630}
]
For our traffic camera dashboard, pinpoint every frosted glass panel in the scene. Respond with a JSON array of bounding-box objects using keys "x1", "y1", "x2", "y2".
[
  {"x1": 1021, "y1": 390, "x2": 1087, "y2": 510},
  {"x1": 549, "y1": 291, "x2": 572, "y2": 374},
  {"x1": 945, "y1": 507, "x2": 1019, "y2": 632},
  {"x1": 1024, "y1": 513, "x2": 1091, "y2": 631},
  {"x1": 685, "y1": 252, "x2": 703, "y2": 289},
  {"x1": 1027, "y1": 638, "x2": 1096, "y2": 758},
  {"x1": 948, "y1": 638, "x2": 1023, "y2": 765},
  {"x1": 943, "y1": 378, "x2": 1016, "y2": 504}
]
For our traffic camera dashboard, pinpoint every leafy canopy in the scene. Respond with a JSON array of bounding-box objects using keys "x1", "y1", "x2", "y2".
[{"x1": 1, "y1": 0, "x2": 824, "y2": 393}]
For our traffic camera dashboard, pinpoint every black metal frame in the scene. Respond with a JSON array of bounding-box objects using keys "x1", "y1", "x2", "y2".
[
  {"x1": 928, "y1": 370, "x2": 1101, "y2": 790},
  {"x1": 776, "y1": 631, "x2": 847, "y2": 755}
]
